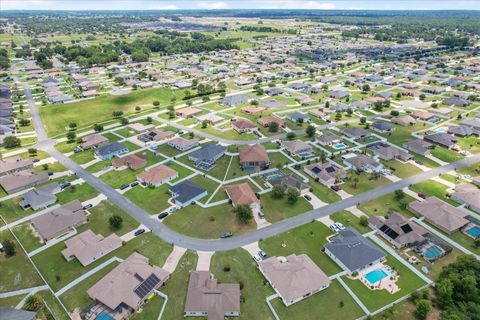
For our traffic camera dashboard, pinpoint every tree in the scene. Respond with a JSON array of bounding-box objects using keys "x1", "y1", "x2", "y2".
[
  {"x1": 272, "y1": 185, "x2": 285, "y2": 199},
  {"x1": 415, "y1": 300, "x2": 431, "y2": 320},
  {"x1": 68, "y1": 122, "x2": 77, "y2": 130},
  {"x1": 362, "y1": 84, "x2": 370, "y2": 92},
  {"x1": 112, "y1": 110, "x2": 124, "y2": 117},
  {"x1": 360, "y1": 117, "x2": 367, "y2": 125},
  {"x1": 286, "y1": 187, "x2": 300, "y2": 204},
  {"x1": 235, "y1": 204, "x2": 253, "y2": 224},
  {"x1": 66, "y1": 131, "x2": 76, "y2": 142},
  {"x1": 360, "y1": 216, "x2": 368, "y2": 227},
  {"x1": 201, "y1": 120, "x2": 208, "y2": 129},
  {"x1": 120, "y1": 117, "x2": 129, "y2": 125},
  {"x1": 394, "y1": 189, "x2": 405, "y2": 201},
  {"x1": 93, "y1": 123, "x2": 104, "y2": 132},
  {"x1": 268, "y1": 122, "x2": 279, "y2": 133},
  {"x1": 306, "y1": 125, "x2": 316, "y2": 138},
  {"x1": 19, "y1": 118, "x2": 30, "y2": 126},
  {"x1": 153, "y1": 100, "x2": 160, "y2": 106},
  {"x1": 2, "y1": 136, "x2": 20, "y2": 149},
  {"x1": 28, "y1": 148, "x2": 37, "y2": 156},
  {"x1": 24, "y1": 294, "x2": 43, "y2": 311},
  {"x1": 286, "y1": 132, "x2": 296, "y2": 140},
  {"x1": 109, "y1": 214, "x2": 123, "y2": 230},
  {"x1": 3, "y1": 239, "x2": 16, "y2": 257}
]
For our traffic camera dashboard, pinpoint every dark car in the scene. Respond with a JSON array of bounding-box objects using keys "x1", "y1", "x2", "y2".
[
  {"x1": 59, "y1": 181, "x2": 71, "y2": 189},
  {"x1": 158, "y1": 212, "x2": 169, "y2": 220},
  {"x1": 120, "y1": 184, "x2": 130, "y2": 190},
  {"x1": 130, "y1": 181, "x2": 139, "y2": 188},
  {"x1": 418, "y1": 192, "x2": 426, "y2": 199},
  {"x1": 73, "y1": 147, "x2": 82, "y2": 153},
  {"x1": 134, "y1": 228, "x2": 146, "y2": 236},
  {"x1": 259, "y1": 251, "x2": 268, "y2": 259},
  {"x1": 47, "y1": 172, "x2": 54, "y2": 176},
  {"x1": 82, "y1": 204, "x2": 93, "y2": 210},
  {"x1": 32, "y1": 159, "x2": 40, "y2": 163},
  {"x1": 330, "y1": 185, "x2": 340, "y2": 192},
  {"x1": 294, "y1": 164, "x2": 301, "y2": 170},
  {"x1": 304, "y1": 194, "x2": 312, "y2": 201},
  {"x1": 220, "y1": 232, "x2": 233, "y2": 239}
]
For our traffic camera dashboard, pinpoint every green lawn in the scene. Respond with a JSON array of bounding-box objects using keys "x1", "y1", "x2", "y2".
[
  {"x1": 37, "y1": 289, "x2": 71, "y2": 320},
  {"x1": 39, "y1": 87, "x2": 184, "y2": 137},
  {"x1": 69, "y1": 150, "x2": 95, "y2": 165},
  {"x1": 307, "y1": 178, "x2": 342, "y2": 203},
  {"x1": 0, "y1": 231, "x2": 44, "y2": 293},
  {"x1": 164, "y1": 203, "x2": 256, "y2": 239},
  {"x1": 225, "y1": 156, "x2": 251, "y2": 180},
  {"x1": 0, "y1": 196, "x2": 42, "y2": 223},
  {"x1": 12, "y1": 222, "x2": 43, "y2": 253},
  {"x1": 430, "y1": 147, "x2": 463, "y2": 163},
  {"x1": 210, "y1": 249, "x2": 275, "y2": 320},
  {"x1": 124, "y1": 184, "x2": 171, "y2": 214},
  {"x1": 342, "y1": 172, "x2": 390, "y2": 195},
  {"x1": 380, "y1": 160, "x2": 422, "y2": 178},
  {"x1": 130, "y1": 294, "x2": 164, "y2": 320},
  {"x1": 260, "y1": 193, "x2": 312, "y2": 223},
  {"x1": 409, "y1": 180, "x2": 456, "y2": 205},
  {"x1": 331, "y1": 210, "x2": 371, "y2": 234},
  {"x1": 457, "y1": 136, "x2": 480, "y2": 154},
  {"x1": 271, "y1": 280, "x2": 365, "y2": 320},
  {"x1": 0, "y1": 294, "x2": 26, "y2": 308},
  {"x1": 189, "y1": 175, "x2": 220, "y2": 198},
  {"x1": 358, "y1": 192, "x2": 417, "y2": 218},
  {"x1": 33, "y1": 233, "x2": 172, "y2": 292},
  {"x1": 155, "y1": 143, "x2": 184, "y2": 157},
  {"x1": 268, "y1": 151, "x2": 292, "y2": 168},
  {"x1": 379, "y1": 123, "x2": 431, "y2": 147},
  {"x1": 56, "y1": 183, "x2": 99, "y2": 204},
  {"x1": 165, "y1": 161, "x2": 195, "y2": 183},
  {"x1": 161, "y1": 250, "x2": 198, "y2": 320},
  {"x1": 259, "y1": 221, "x2": 342, "y2": 276},
  {"x1": 77, "y1": 200, "x2": 139, "y2": 236}
]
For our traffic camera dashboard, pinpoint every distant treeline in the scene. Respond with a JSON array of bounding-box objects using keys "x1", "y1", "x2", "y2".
[{"x1": 239, "y1": 25, "x2": 297, "y2": 34}]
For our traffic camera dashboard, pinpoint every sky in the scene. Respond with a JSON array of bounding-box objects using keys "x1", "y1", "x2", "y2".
[{"x1": 1, "y1": 0, "x2": 479, "y2": 11}]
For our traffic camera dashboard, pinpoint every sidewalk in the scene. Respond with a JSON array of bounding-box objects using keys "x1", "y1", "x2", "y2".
[{"x1": 162, "y1": 246, "x2": 187, "y2": 273}]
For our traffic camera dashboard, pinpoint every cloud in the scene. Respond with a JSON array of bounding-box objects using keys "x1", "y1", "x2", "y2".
[
  {"x1": 149, "y1": 4, "x2": 179, "y2": 10},
  {"x1": 196, "y1": 1, "x2": 229, "y2": 9},
  {"x1": 257, "y1": 1, "x2": 336, "y2": 10}
]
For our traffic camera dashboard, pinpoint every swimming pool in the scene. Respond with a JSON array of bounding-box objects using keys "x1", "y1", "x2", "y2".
[
  {"x1": 95, "y1": 313, "x2": 115, "y2": 320},
  {"x1": 333, "y1": 143, "x2": 347, "y2": 150},
  {"x1": 365, "y1": 269, "x2": 389, "y2": 284},
  {"x1": 424, "y1": 245, "x2": 443, "y2": 261},
  {"x1": 435, "y1": 127, "x2": 447, "y2": 133},
  {"x1": 465, "y1": 226, "x2": 480, "y2": 239}
]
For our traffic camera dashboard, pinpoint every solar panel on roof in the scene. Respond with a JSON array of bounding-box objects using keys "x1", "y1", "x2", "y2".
[
  {"x1": 134, "y1": 273, "x2": 144, "y2": 282},
  {"x1": 311, "y1": 167, "x2": 321, "y2": 174},
  {"x1": 400, "y1": 224, "x2": 413, "y2": 234},
  {"x1": 134, "y1": 273, "x2": 161, "y2": 299},
  {"x1": 325, "y1": 166, "x2": 335, "y2": 173}
]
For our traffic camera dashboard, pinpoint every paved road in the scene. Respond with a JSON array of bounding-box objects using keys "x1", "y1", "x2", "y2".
[{"x1": 20, "y1": 69, "x2": 480, "y2": 251}]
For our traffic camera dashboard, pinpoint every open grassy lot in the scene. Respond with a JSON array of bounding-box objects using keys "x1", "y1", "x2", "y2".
[
  {"x1": 457, "y1": 136, "x2": 480, "y2": 154},
  {"x1": 12, "y1": 221, "x2": 43, "y2": 253},
  {"x1": 161, "y1": 250, "x2": 198, "y2": 320},
  {"x1": 307, "y1": 178, "x2": 342, "y2": 203},
  {"x1": 225, "y1": 156, "x2": 251, "y2": 180},
  {"x1": 271, "y1": 279, "x2": 365, "y2": 320},
  {"x1": 259, "y1": 221, "x2": 342, "y2": 276},
  {"x1": 165, "y1": 161, "x2": 195, "y2": 182},
  {"x1": 210, "y1": 248, "x2": 275, "y2": 320},
  {"x1": 430, "y1": 147, "x2": 463, "y2": 163},
  {"x1": 260, "y1": 193, "x2": 312, "y2": 223},
  {"x1": 409, "y1": 179, "x2": 455, "y2": 205},
  {"x1": 380, "y1": 160, "x2": 422, "y2": 178},
  {"x1": 164, "y1": 203, "x2": 255, "y2": 239},
  {"x1": 341, "y1": 172, "x2": 390, "y2": 195},
  {"x1": 155, "y1": 143, "x2": 184, "y2": 157},
  {"x1": 78, "y1": 200, "x2": 139, "y2": 236},
  {"x1": 39, "y1": 87, "x2": 184, "y2": 137},
  {"x1": 378, "y1": 123, "x2": 431, "y2": 147},
  {"x1": 358, "y1": 192, "x2": 417, "y2": 218},
  {"x1": 0, "y1": 294, "x2": 26, "y2": 308},
  {"x1": 331, "y1": 210, "x2": 371, "y2": 234},
  {"x1": 60, "y1": 261, "x2": 120, "y2": 313},
  {"x1": 457, "y1": 163, "x2": 480, "y2": 176},
  {"x1": 56, "y1": 183, "x2": 99, "y2": 204},
  {"x1": 33, "y1": 233, "x2": 172, "y2": 292},
  {"x1": 124, "y1": 184, "x2": 171, "y2": 214},
  {"x1": 0, "y1": 196, "x2": 42, "y2": 223},
  {"x1": 130, "y1": 295, "x2": 165, "y2": 320},
  {"x1": 189, "y1": 175, "x2": 221, "y2": 197},
  {"x1": 69, "y1": 149, "x2": 95, "y2": 164},
  {"x1": 342, "y1": 244, "x2": 426, "y2": 312},
  {"x1": 0, "y1": 231, "x2": 44, "y2": 293},
  {"x1": 37, "y1": 289, "x2": 71, "y2": 320}
]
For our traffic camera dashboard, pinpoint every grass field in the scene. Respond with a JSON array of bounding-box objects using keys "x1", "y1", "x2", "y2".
[
  {"x1": 56, "y1": 183, "x2": 99, "y2": 204},
  {"x1": 341, "y1": 172, "x2": 390, "y2": 195},
  {"x1": 164, "y1": 203, "x2": 256, "y2": 239},
  {"x1": 430, "y1": 147, "x2": 463, "y2": 163},
  {"x1": 331, "y1": 210, "x2": 371, "y2": 234},
  {"x1": 0, "y1": 294, "x2": 26, "y2": 308},
  {"x1": 124, "y1": 184, "x2": 171, "y2": 214},
  {"x1": 39, "y1": 87, "x2": 184, "y2": 137},
  {"x1": 210, "y1": 248, "x2": 276, "y2": 320},
  {"x1": 409, "y1": 179, "x2": 455, "y2": 205},
  {"x1": 380, "y1": 160, "x2": 422, "y2": 178},
  {"x1": 260, "y1": 193, "x2": 313, "y2": 223},
  {"x1": 260, "y1": 221, "x2": 342, "y2": 276},
  {"x1": 12, "y1": 222, "x2": 43, "y2": 253}
]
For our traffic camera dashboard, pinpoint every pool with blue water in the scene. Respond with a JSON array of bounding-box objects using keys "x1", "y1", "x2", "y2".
[
  {"x1": 95, "y1": 313, "x2": 115, "y2": 320},
  {"x1": 465, "y1": 226, "x2": 480, "y2": 239},
  {"x1": 365, "y1": 269, "x2": 388, "y2": 284}
]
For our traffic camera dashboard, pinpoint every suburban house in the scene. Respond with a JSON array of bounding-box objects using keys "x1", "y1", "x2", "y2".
[
  {"x1": 31, "y1": 200, "x2": 88, "y2": 242},
  {"x1": 80, "y1": 134, "x2": 109, "y2": 150},
  {"x1": 328, "y1": 90, "x2": 349, "y2": 99},
  {"x1": 19, "y1": 182, "x2": 60, "y2": 211},
  {"x1": 137, "y1": 165, "x2": 178, "y2": 187},
  {"x1": 86, "y1": 253, "x2": 169, "y2": 319},
  {"x1": 450, "y1": 183, "x2": 480, "y2": 213},
  {"x1": 258, "y1": 254, "x2": 331, "y2": 306},
  {"x1": 127, "y1": 123, "x2": 155, "y2": 133},
  {"x1": 138, "y1": 129, "x2": 175, "y2": 143},
  {"x1": 443, "y1": 97, "x2": 469, "y2": 107},
  {"x1": 0, "y1": 171, "x2": 49, "y2": 194},
  {"x1": 176, "y1": 107, "x2": 203, "y2": 118},
  {"x1": 342, "y1": 154, "x2": 383, "y2": 172},
  {"x1": 373, "y1": 145, "x2": 412, "y2": 162},
  {"x1": 62, "y1": 229, "x2": 122, "y2": 267},
  {"x1": 198, "y1": 114, "x2": 224, "y2": 125},
  {"x1": 368, "y1": 212, "x2": 428, "y2": 249},
  {"x1": 371, "y1": 121, "x2": 396, "y2": 133},
  {"x1": 324, "y1": 228, "x2": 385, "y2": 275},
  {"x1": 95, "y1": 142, "x2": 129, "y2": 160},
  {"x1": 169, "y1": 180, "x2": 208, "y2": 207},
  {"x1": 225, "y1": 183, "x2": 259, "y2": 210},
  {"x1": 269, "y1": 175, "x2": 310, "y2": 194},
  {"x1": 188, "y1": 143, "x2": 226, "y2": 171},
  {"x1": 257, "y1": 116, "x2": 285, "y2": 128},
  {"x1": 308, "y1": 108, "x2": 331, "y2": 120},
  {"x1": 184, "y1": 271, "x2": 240, "y2": 320},
  {"x1": 408, "y1": 197, "x2": 470, "y2": 234},
  {"x1": 447, "y1": 125, "x2": 479, "y2": 137},
  {"x1": 411, "y1": 110, "x2": 436, "y2": 122},
  {"x1": 0, "y1": 156, "x2": 33, "y2": 177},
  {"x1": 423, "y1": 133, "x2": 457, "y2": 149},
  {"x1": 317, "y1": 131, "x2": 342, "y2": 146},
  {"x1": 286, "y1": 112, "x2": 309, "y2": 123},
  {"x1": 220, "y1": 94, "x2": 250, "y2": 107},
  {"x1": 304, "y1": 162, "x2": 347, "y2": 187},
  {"x1": 239, "y1": 144, "x2": 270, "y2": 171},
  {"x1": 232, "y1": 119, "x2": 258, "y2": 133},
  {"x1": 112, "y1": 153, "x2": 147, "y2": 171},
  {"x1": 391, "y1": 115, "x2": 416, "y2": 127},
  {"x1": 241, "y1": 105, "x2": 266, "y2": 116},
  {"x1": 340, "y1": 127, "x2": 371, "y2": 139},
  {"x1": 403, "y1": 140, "x2": 432, "y2": 156},
  {"x1": 167, "y1": 137, "x2": 199, "y2": 152},
  {"x1": 281, "y1": 140, "x2": 313, "y2": 157}
]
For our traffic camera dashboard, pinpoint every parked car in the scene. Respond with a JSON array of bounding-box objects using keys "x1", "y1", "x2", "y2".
[
  {"x1": 158, "y1": 212, "x2": 169, "y2": 220},
  {"x1": 169, "y1": 207, "x2": 177, "y2": 213},
  {"x1": 73, "y1": 147, "x2": 82, "y2": 153},
  {"x1": 120, "y1": 184, "x2": 130, "y2": 190},
  {"x1": 82, "y1": 204, "x2": 93, "y2": 210},
  {"x1": 259, "y1": 251, "x2": 268, "y2": 259},
  {"x1": 304, "y1": 194, "x2": 312, "y2": 201},
  {"x1": 130, "y1": 181, "x2": 139, "y2": 188},
  {"x1": 294, "y1": 164, "x2": 301, "y2": 170},
  {"x1": 253, "y1": 255, "x2": 261, "y2": 264},
  {"x1": 418, "y1": 192, "x2": 426, "y2": 199},
  {"x1": 330, "y1": 185, "x2": 340, "y2": 192},
  {"x1": 134, "y1": 228, "x2": 146, "y2": 236},
  {"x1": 415, "y1": 160, "x2": 423, "y2": 165},
  {"x1": 32, "y1": 159, "x2": 40, "y2": 163},
  {"x1": 329, "y1": 222, "x2": 345, "y2": 232},
  {"x1": 47, "y1": 172, "x2": 54, "y2": 176},
  {"x1": 59, "y1": 181, "x2": 71, "y2": 189},
  {"x1": 220, "y1": 232, "x2": 233, "y2": 239},
  {"x1": 258, "y1": 211, "x2": 265, "y2": 219}
]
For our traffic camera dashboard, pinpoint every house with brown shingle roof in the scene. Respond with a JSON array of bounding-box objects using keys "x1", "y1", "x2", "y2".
[
  {"x1": 112, "y1": 153, "x2": 147, "y2": 171},
  {"x1": 176, "y1": 107, "x2": 202, "y2": 118},
  {"x1": 241, "y1": 105, "x2": 266, "y2": 116},
  {"x1": 80, "y1": 134, "x2": 108, "y2": 150},
  {"x1": 450, "y1": 183, "x2": 480, "y2": 213},
  {"x1": 281, "y1": 140, "x2": 313, "y2": 157},
  {"x1": 232, "y1": 119, "x2": 257, "y2": 133},
  {"x1": 257, "y1": 116, "x2": 284, "y2": 128},
  {"x1": 0, "y1": 156, "x2": 33, "y2": 177},
  {"x1": 304, "y1": 162, "x2": 347, "y2": 187},
  {"x1": 137, "y1": 165, "x2": 178, "y2": 187},
  {"x1": 408, "y1": 197, "x2": 470, "y2": 234},
  {"x1": 258, "y1": 254, "x2": 331, "y2": 306},
  {"x1": 239, "y1": 144, "x2": 270, "y2": 171},
  {"x1": 87, "y1": 253, "x2": 169, "y2": 318},
  {"x1": 0, "y1": 171, "x2": 49, "y2": 194},
  {"x1": 391, "y1": 115, "x2": 416, "y2": 127},
  {"x1": 184, "y1": 271, "x2": 240, "y2": 320},
  {"x1": 225, "y1": 183, "x2": 259, "y2": 208}
]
